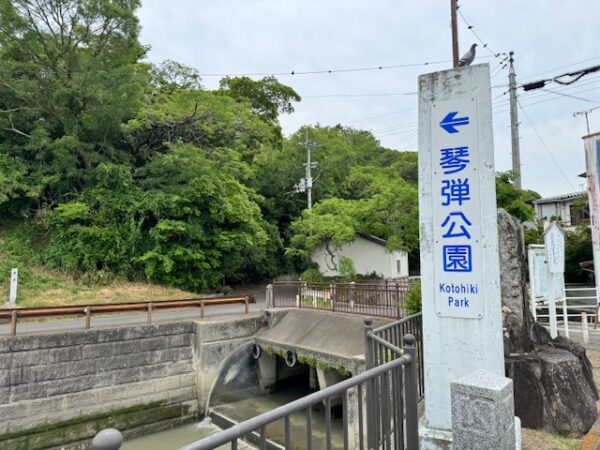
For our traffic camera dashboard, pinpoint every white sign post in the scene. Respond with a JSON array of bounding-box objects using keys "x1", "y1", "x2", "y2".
[
  {"x1": 418, "y1": 64, "x2": 505, "y2": 447},
  {"x1": 528, "y1": 244, "x2": 565, "y2": 323},
  {"x1": 544, "y1": 222, "x2": 566, "y2": 338},
  {"x1": 583, "y1": 133, "x2": 600, "y2": 307},
  {"x1": 9, "y1": 267, "x2": 18, "y2": 306}
]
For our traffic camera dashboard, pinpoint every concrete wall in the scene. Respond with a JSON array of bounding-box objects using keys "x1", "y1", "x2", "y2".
[
  {"x1": 311, "y1": 236, "x2": 409, "y2": 278},
  {"x1": 0, "y1": 310, "x2": 367, "y2": 449},
  {"x1": 194, "y1": 315, "x2": 263, "y2": 412},
  {"x1": 0, "y1": 316, "x2": 265, "y2": 450}
]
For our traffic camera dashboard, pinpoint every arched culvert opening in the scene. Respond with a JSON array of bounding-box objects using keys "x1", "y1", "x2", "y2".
[{"x1": 209, "y1": 344, "x2": 355, "y2": 449}]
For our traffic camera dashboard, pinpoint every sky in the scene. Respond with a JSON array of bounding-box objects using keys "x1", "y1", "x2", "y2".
[{"x1": 138, "y1": 0, "x2": 600, "y2": 198}]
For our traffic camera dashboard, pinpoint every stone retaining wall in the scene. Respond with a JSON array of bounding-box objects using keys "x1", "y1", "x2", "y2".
[{"x1": 0, "y1": 322, "x2": 197, "y2": 450}]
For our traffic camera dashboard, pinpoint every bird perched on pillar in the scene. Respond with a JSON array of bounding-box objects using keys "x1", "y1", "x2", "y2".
[{"x1": 459, "y1": 43, "x2": 477, "y2": 67}]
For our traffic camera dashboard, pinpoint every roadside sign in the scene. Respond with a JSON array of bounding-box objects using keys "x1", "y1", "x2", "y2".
[
  {"x1": 544, "y1": 222, "x2": 565, "y2": 274},
  {"x1": 431, "y1": 98, "x2": 483, "y2": 318},
  {"x1": 419, "y1": 64, "x2": 504, "y2": 430}
]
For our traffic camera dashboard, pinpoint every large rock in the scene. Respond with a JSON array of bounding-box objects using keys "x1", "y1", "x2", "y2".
[
  {"x1": 498, "y1": 209, "x2": 598, "y2": 436},
  {"x1": 497, "y1": 209, "x2": 532, "y2": 356}
]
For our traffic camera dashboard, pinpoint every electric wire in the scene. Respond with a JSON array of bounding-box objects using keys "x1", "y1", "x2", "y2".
[
  {"x1": 456, "y1": 5, "x2": 504, "y2": 59},
  {"x1": 540, "y1": 88, "x2": 600, "y2": 105},
  {"x1": 197, "y1": 59, "x2": 456, "y2": 77},
  {"x1": 517, "y1": 100, "x2": 577, "y2": 191},
  {"x1": 520, "y1": 55, "x2": 600, "y2": 82}
]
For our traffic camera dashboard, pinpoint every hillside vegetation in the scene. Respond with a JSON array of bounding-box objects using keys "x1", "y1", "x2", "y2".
[{"x1": 0, "y1": 1, "x2": 537, "y2": 305}]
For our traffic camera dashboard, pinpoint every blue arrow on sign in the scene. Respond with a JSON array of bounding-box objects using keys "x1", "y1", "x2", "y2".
[{"x1": 440, "y1": 111, "x2": 469, "y2": 134}]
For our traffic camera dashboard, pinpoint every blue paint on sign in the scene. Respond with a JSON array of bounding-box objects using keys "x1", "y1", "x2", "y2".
[
  {"x1": 440, "y1": 111, "x2": 470, "y2": 133},
  {"x1": 440, "y1": 147, "x2": 470, "y2": 174},
  {"x1": 441, "y1": 211, "x2": 472, "y2": 239},
  {"x1": 443, "y1": 245, "x2": 472, "y2": 272}
]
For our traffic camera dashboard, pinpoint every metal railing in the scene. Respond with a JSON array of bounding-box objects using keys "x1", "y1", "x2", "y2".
[
  {"x1": 0, "y1": 295, "x2": 255, "y2": 336},
  {"x1": 181, "y1": 316, "x2": 421, "y2": 450},
  {"x1": 367, "y1": 313, "x2": 424, "y2": 400},
  {"x1": 271, "y1": 281, "x2": 410, "y2": 318},
  {"x1": 532, "y1": 285, "x2": 599, "y2": 338}
]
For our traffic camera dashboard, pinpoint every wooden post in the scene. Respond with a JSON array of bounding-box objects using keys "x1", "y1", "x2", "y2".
[
  {"x1": 200, "y1": 300, "x2": 205, "y2": 319},
  {"x1": 244, "y1": 297, "x2": 249, "y2": 314},
  {"x1": 10, "y1": 310, "x2": 17, "y2": 336},
  {"x1": 147, "y1": 303, "x2": 153, "y2": 324},
  {"x1": 85, "y1": 307, "x2": 91, "y2": 329},
  {"x1": 451, "y1": 0, "x2": 459, "y2": 67}
]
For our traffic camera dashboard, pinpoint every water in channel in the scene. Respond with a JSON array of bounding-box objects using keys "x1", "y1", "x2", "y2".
[{"x1": 122, "y1": 383, "x2": 344, "y2": 450}]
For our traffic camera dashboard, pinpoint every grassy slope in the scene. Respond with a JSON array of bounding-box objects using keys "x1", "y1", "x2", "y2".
[{"x1": 0, "y1": 222, "x2": 197, "y2": 307}]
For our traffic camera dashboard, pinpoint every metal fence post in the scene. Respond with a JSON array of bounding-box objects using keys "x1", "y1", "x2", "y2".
[
  {"x1": 364, "y1": 317, "x2": 376, "y2": 450},
  {"x1": 404, "y1": 333, "x2": 419, "y2": 450},
  {"x1": 84, "y1": 307, "x2": 91, "y2": 329},
  {"x1": 10, "y1": 310, "x2": 17, "y2": 336},
  {"x1": 147, "y1": 303, "x2": 153, "y2": 324}
]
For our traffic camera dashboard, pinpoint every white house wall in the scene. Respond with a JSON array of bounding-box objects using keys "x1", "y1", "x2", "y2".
[{"x1": 310, "y1": 237, "x2": 409, "y2": 278}]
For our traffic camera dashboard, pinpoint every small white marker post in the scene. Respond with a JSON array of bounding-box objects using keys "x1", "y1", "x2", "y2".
[
  {"x1": 9, "y1": 268, "x2": 18, "y2": 306},
  {"x1": 544, "y1": 222, "x2": 565, "y2": 339},
  {"x1": 582, "y1": 312, "x2": 590, "y2": 344}
]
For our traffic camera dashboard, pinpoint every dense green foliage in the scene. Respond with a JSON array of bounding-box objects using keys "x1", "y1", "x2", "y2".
[
  {"x1": 564, "y1": 225, "x2": 593, "y2": 283},
  {"x1": 405, "y1": 280, "x2": 422, "y2": 315},
  {"x1": 0, "y1": 1, "x2": 544, "y2": 292}
]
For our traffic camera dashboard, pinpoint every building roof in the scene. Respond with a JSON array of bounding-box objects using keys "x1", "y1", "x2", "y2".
[
  {"x1": 358, "y1": 233, "x2": 387, "y2": 246},
  {"x1": 532, "y1": 192, "x2": 585, "y2": 205}
]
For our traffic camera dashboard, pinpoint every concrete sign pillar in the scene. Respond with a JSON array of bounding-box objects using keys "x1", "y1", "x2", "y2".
[
  {"x1": 583, "y1": 133, "x2": 600, "y2": 306},
  {"x1": 418, "y1": 64, "x2": 505, "y2": 448}
]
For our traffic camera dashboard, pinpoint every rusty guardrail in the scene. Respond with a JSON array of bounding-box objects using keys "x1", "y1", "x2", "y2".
[
  {"x1": 0, "y1": 295, "x2": 256, "y2": 336},
  {"x1": 272, "y1": 281, "x2": 410, "y2": 318}
]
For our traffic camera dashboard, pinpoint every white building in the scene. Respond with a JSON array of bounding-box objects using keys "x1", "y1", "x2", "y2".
[
  {"x1": 310, "y1": 234, "x2": 409, "y2": 278},
  {"x1": 532, "y1": 192, "x2": 588, "y2": 229}
]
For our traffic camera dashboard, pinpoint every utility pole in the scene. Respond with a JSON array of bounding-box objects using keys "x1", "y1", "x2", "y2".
[
  {"x1": 508, "y1": 51, "x2": 522, "y2": 189},
  {"x1": 293, "y1": 130, "x2": 319, "y2": 210},
  {"x1": 451, "y1": 0, "x2": 459, "y2": 67},
  {"x1": 574, "y1": 109, "x2": 593, "y2": 134},
  {"x1": 304, "y1": 130, "x2": 313, "y2": 210}
]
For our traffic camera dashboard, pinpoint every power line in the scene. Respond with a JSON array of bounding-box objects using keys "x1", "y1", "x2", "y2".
[
  {"x1": 519, "y1": 55, "x2": 600, "y2": 82},
  {"x1": 540, "y1": 88, "x2": 600, "y2": 105},
  {"x1": 522, "y1": 63, "x2": 600, "y2": 91},
  {"x1": 197, "y1": 59, "x2": 456, "y2": 77},
  {"x1": 303, "y1": 92, "x2": 417, "y2": 98},
  {"x1": 493, "y1": 74, "x2": 600, "y2": 108},
  {"x1": 456, "y1": 5, "x2": 504, "y2": 59},
  {"x1": 517, "y1": 100, "x2": 577, "y2": 191},
  {"x1": 346, "y1": 109, "x2": 415, "y2": 124},
  {"x1": 495, "y1": 85, "x2": 600, "y2": 113}
]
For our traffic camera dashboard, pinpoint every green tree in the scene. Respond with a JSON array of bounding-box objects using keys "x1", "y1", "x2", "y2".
[
  {"x1": 219, "y1": 76, "x2": 301, "y2": 123},
  {"x1": 0, "y1": 0, "x2": 147, "y2": 210},
  {"x1": 44, "y1": 164, "x2": 142, "y2": 279},
  {"x1": 150, "y1": 60, "x2": 203, "y2": 92},
  {"x1": 495, "y1": 172, "x2": 539, "y2": 222},
  {"x1": 135, "y1": 143, "x2": 277, "y2": 290},
  {"x1": 123, "y1": 89, "x2": 279, "y2": 167},
  {"x1": 564, "y1": 225, "x2": 593, "y2": 283}
]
